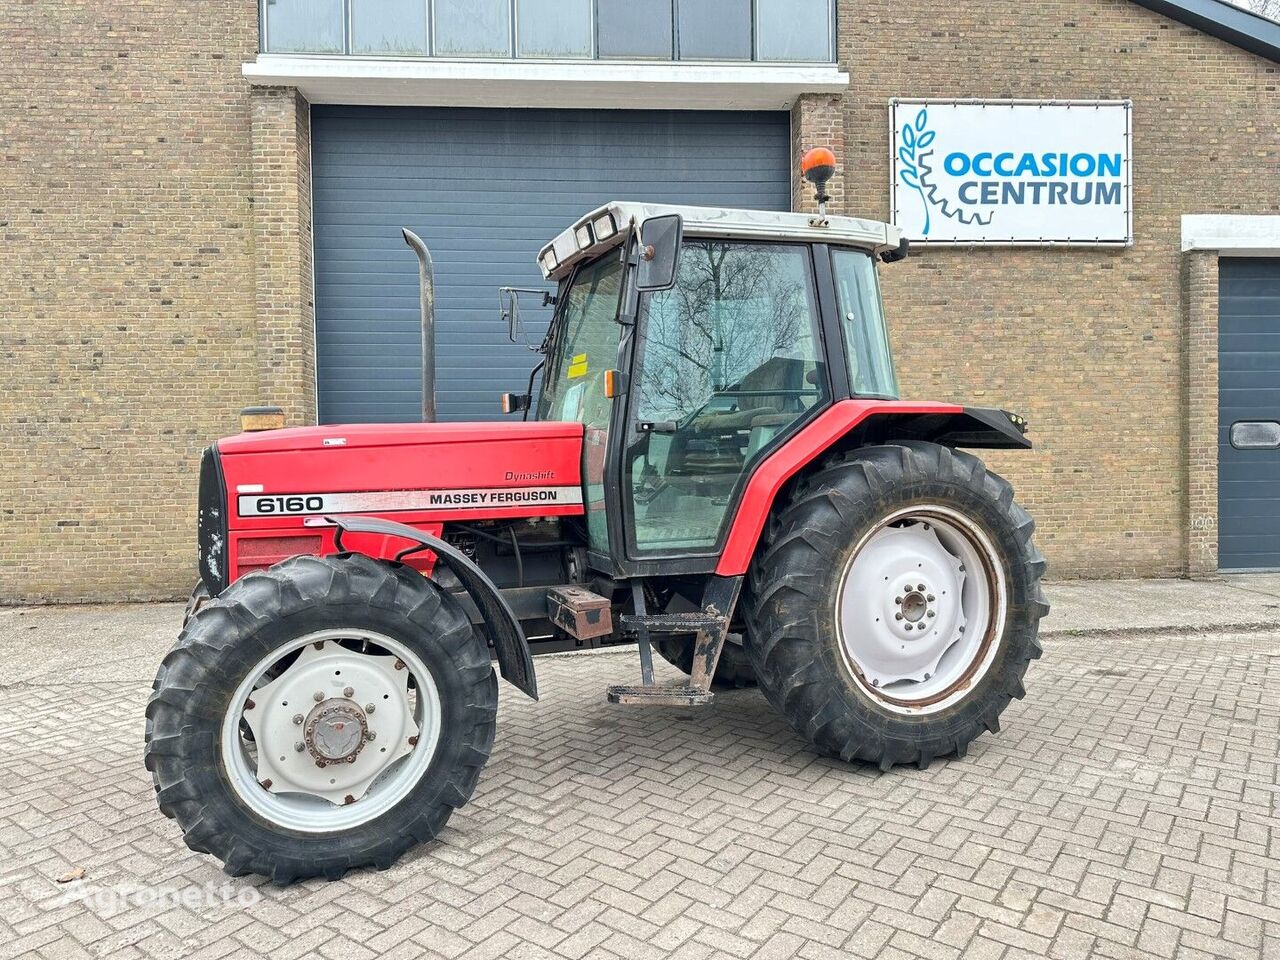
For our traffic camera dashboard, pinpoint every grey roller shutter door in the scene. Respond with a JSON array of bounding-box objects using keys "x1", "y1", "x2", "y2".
[
  {"x1": 310, "y1": 106, "x2": 792, "y2": 424},
  {"x1": 1218, "y1": 257, "x2": 1280, "y2": 570}
]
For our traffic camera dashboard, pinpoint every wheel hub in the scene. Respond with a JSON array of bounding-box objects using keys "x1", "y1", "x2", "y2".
[
  {"x1": 897, "y1": 586, "x2": 932, "y2": 626},
  {"x1": 305, "y1": 700, "x2": 369, "y2": 764}
]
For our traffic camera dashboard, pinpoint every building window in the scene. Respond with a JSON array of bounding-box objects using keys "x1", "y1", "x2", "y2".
[
  {"x1": 351, "y1": 0, "x2": 429, "y2": 55},
  {"x1": 260, "y1": 0, "x2": 836, "y2": 64},
  {"x1": 677, "y1": 0, "x2": 752, "y2": 60},
  {"x1": 597, "y1": 0, "x2": 674, "y2": 59},
  {"x1": 432, "y1": 0, "x2": 512, "y2": 58},
  {"x1": 262, "y1": 0, "x2": 345, "y2": 54},
  {"x1": 755, "y1": 0, "x2": 833, "y2": 62},
  {"x1": 517, "y1": 0, "x2": 593, "y2": 58}
]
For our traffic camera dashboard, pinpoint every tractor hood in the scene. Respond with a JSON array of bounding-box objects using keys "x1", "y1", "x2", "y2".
[
  {"x1": 218, "y1": 420, "x2": 583, "y2": 456},
  {"x1": 203, "y1": 419, "x2": 587, "y2": 591}
]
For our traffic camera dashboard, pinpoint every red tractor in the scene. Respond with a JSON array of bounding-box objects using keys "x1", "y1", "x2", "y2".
[{"x1": 146, "y1": 154, "x2": 1047, "y2": 883}]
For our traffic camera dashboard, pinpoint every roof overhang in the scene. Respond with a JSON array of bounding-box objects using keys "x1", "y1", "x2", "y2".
[
  {"x1": 1182, "y1": 214, "x2": 1280, "y2": 256},
  {"x1": 1129, "y1": 0, "x2": 1280, "y2": 62},
  {"x1": 242, "y1": 55, "x2": 850, "y2": 110},
  {"x1": 538, "y1": 202, "x2": 903, "y2": 281}
]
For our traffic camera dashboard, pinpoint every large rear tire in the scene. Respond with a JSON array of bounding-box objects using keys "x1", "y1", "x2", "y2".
[
  {"x1": 145, "y1": 553, "x2": 497, "y2": 883},
  {"x1": 743, "y1": 442, "x2": 1047, "y2": 769}
]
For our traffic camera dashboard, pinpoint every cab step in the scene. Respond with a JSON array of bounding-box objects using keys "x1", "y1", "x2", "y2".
[
  {"x1": 618, "y1": 612, "x2": 722, "y2": 635},
  {"x1": 606, "y1": 684, "x2": 715, "y2": 707}
]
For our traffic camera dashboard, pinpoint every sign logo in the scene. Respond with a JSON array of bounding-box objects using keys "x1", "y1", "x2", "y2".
[{"x1": 891, "y1": 100, "x2": 1132, "y2": 245}]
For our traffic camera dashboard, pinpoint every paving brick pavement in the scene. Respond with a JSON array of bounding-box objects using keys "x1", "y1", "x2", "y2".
[{"x1": 0, "y1": 610, "x2": 1277, "y2": 959}]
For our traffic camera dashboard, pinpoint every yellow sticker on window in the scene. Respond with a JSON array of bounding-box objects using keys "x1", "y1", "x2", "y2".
[{"x1": 567, "y1": 353, "x2": 589, "y2": 379}]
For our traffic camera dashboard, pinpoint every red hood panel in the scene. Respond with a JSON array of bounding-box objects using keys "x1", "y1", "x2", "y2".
[
  {"x1": 218, "y1": 420, "x2": 585, "y2": 455},
  {"x1": 219, "y1": 419, "x2": 586, "y2": 536}
]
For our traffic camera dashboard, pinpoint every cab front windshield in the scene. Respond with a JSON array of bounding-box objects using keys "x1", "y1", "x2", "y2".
[{"x1": 536, "y1": 254, "x2": 624, "y2": 424}]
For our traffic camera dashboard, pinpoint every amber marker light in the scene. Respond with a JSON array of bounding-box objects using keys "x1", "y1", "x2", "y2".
[{"x1": 604, "y1": 369, "x2": 626, "y2": 399}]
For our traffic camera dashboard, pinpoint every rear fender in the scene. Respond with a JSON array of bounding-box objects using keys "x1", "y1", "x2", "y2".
[
  {"x1": 715, "y1": 400, "x2": 1032, "y2": 576},
  {"x1": 329, "y1": 515, "x2": 538, "y2": 700}
]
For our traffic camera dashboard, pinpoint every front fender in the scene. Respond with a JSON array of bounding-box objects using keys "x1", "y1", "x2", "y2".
[{"x1": 330, "y1": 515, "x2": 538, "y2": 700}]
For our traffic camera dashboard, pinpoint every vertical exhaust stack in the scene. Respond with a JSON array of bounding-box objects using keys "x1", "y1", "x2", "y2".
[{"x1": 401, "y1": 228, "x2": 437, "y2": 423}]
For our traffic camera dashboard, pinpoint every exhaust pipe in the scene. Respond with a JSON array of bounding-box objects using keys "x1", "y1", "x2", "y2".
[{"x1": 401, "y1": 228, "x2": 437, "y2": 423}]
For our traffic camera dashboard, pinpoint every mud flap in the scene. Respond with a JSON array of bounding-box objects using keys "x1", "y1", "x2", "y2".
[{"x1": 329, "y1": 515, "x2": 538, "y2": 700}]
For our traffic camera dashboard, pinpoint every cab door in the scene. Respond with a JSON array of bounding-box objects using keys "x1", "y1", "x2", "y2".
[{"x1": 622, "y1": 240, "x2": 832, "y2": 558}]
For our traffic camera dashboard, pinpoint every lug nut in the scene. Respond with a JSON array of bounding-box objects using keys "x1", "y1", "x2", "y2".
[
  {"x1": 366, "y1": 730, "x2": 377, "y2": 741},
  {"x1": 365, "y1": 703, "x2": 376, "y2": 714},
  {"x1": 408, "y1": 735, "x2": 418, "y2": 747},
  {"x1": 927, "y1": 594, "x2": 935, "y2": 601},
  {"x1": 295, "y1": 741, "x2": 305, "y2": 752},
  {"x1": 917, "y1": 584, "x2": 925, "y2": 592},
  {"x1": 895, "y1": 613, "x2": 904, "y2": 621},
  {"x1": 871, "y1": 679, "x2": 880, "y2": 687},
  {"x1": 394, "y1": 660, "x2": 405, "y2": 671},
  {"x1": 313, "y1": 691, "x2": 324, "y2": 702},
  {"x1": 904, "y1": 623, "x2": 913, "y2": 631},
  {"x1": 343, "y1": 686, "x2": 354, "y2": 698},
  {"x1": 927, "y1": 611, "x2": 936, "y2": 618},
  {"x1": 292, "y1": 713, "x2": 304, "y2": 725},
  {"x1": 894, "y1": 597, "x2": 903, "y2": 605}
]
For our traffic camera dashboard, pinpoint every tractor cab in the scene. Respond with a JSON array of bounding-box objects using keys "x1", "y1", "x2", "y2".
[{"x1": 509, "y1": 200, "x2": 907, "y2": 578}]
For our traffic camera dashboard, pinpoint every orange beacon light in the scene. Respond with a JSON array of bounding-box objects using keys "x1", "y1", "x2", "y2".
[{"x1": 801, "y1": 147, "x2": 837, "y2": 216}]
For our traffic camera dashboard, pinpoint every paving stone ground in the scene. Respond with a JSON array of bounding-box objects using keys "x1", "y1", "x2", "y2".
[{"x1": 0, "y1": 602, "x2": 1278, "y2": 959}]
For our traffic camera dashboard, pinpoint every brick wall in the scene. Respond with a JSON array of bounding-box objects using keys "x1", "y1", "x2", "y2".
[
  {"x1": 806, "y1": 0, "x2": 1280, "y2": 578},
  {"x1": 0, "y1": 2, "x2": 263, "y2": 600}
]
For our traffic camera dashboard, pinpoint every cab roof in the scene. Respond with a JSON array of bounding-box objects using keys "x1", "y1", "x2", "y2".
[{"x1": 538, "y1": 201, "x2": 905, "y2": 282}]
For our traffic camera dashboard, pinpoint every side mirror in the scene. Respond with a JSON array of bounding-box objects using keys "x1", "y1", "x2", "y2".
[
  {"x1": 880, "y1": 237, "x2": 910, "y2": 263},
  {"x1": 636, "y1": 214, "x2": 683, "y2": 292},
  {"x1": 499, "y1": 287, "x2": 521, "y2": 343}
]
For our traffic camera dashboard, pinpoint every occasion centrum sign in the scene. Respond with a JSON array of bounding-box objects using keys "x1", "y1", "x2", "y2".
[{"x1": 890, "y1": 99, "x2": 1132, "y2": 245}]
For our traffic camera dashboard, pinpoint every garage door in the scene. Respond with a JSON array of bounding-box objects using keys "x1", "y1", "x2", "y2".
[
  {"x1": 311, "y1": 106, "x2": 792, "y2": 424},
  {"x1": 1219, "y1": 258, "x2": 1280, "y2": 570}
]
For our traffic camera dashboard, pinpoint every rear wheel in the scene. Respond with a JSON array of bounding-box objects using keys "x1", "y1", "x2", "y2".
[
  {"x1": 145, "y1": 554, "x2": 497, "y2": 883},
  {"x1": 743, "y1": 442, "x2": 1047, "y2": 768}
]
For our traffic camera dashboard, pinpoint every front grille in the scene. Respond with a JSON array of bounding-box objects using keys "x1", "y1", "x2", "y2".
[{"x1": 197, "y1": 445, "x2": 228, "y2": 595}]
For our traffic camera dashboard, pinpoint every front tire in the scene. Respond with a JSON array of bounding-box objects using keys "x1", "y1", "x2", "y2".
[
  {"x1": 145, "y1": 554, "x2": 498, "y2": 883},
  {"x1": 743, "y1": 442, "x2": 1047, "y2": 769}
]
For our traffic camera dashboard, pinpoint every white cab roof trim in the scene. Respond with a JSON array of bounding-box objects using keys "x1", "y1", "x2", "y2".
[{"x1": 538, "y1": 202, "x2": 904, "y2": 281}]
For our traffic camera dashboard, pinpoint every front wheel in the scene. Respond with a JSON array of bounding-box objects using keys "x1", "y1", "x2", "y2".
[
  {"x1": 743, "y1": 442, "x2": 1048, "y2": 769},
  {"x1": 145, "y1": 554, "x2": 497, "y2": 883}
]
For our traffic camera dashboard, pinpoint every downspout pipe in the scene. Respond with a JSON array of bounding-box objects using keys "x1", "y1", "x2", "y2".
[{"x1": 401, "y1": 228, "x2": 437, "y2": 423}]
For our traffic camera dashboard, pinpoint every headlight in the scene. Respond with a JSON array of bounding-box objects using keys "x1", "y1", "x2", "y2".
[
  {"x1": 574, "y1": 223, "x2": 593, "y2": 249},
  {"x1": 538, "y1": 246, "x2": 558, "y2": 275},
  {"x1": 592, "y1": 213, "x2": 617, "y2": 240}
]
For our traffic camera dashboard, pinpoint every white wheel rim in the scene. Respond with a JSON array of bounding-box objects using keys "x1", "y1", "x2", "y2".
[
  {"x1": 220, "y1": 628, "x2": 443, "y2": 833},
  {"x1": 835, "y1": 505, "x2": 1007, "y2": 716}
]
